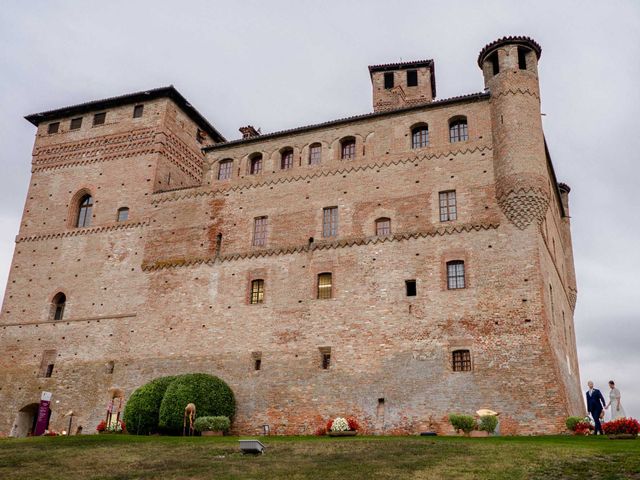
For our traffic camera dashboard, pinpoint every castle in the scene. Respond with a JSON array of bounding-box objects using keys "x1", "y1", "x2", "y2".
[{"x1": 1, "y1": 36, "x2": 582, "y2": 436}]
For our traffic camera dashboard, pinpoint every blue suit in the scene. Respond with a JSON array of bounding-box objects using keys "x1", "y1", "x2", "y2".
[{"x1": 586, "y1": 388, "x2": 606, "y2": 434}]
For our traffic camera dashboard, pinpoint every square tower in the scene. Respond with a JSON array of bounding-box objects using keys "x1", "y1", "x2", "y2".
[{"x1": 369, "y1": 59, "x2": 436, "y2": 112}]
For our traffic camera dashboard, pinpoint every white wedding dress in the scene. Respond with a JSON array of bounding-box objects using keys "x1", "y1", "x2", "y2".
[{"x1": 608, "y1": 388, "x2": 626, "y2": 420}]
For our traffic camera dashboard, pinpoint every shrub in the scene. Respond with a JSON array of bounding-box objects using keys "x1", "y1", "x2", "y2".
[
  {"x1": 602, "y1": 418, "x2": 640, "y2": 435},
  {"x1": 123, "y1": 376, "x2": 177, "y2": 435},
  {"x1": 565, "y1": 416, "x2": 584, "y2": 432},
  {"x1": 573, "y1": 421, "x2": 594, "y2": 435},
  {"x1": 347, "y1": 417, "x2": 360, "y2": 431},
  {"x1": 158, "y1": 373, "x2": 236, "y2": 433},
  {"x1": 478, "y1": 415, "x2": 498, "y2": 433},
  {"x1": 448, "y1": 414, "x2": 476, "y2": 434},
  {"x1": 194, "y1": 416, "x2": 230, "y2": 433}
]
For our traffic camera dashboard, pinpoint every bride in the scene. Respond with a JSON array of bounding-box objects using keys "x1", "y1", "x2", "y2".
[{"x1": 605, "y1": 380, "x2": 626, "y2": 420}]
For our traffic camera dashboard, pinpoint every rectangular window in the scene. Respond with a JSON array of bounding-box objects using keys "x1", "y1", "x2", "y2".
[
  {"x1": 322, "y1": 353, "x2": 331, "y2": 369},
  {"x1": 317, "y1": 273, "x2": 332, "y2": 299},
  {"x1": 384, "y1": 72, "x2": 394, "y2": 89},
  {"x1": 452, "y1": 350, "x2": 472, "y2": 372},
  {"x1": 322, "y1": 207, "x2": 338, "y2": 238},
  {"x1": 47, "y1": 122, "x2": 60, "y2": 134},
  {"x1": 405, "y1": 280, "x2": 416, "y2": 297},
  {"x1": 70, "y1": 117, "x2": 83, "y2": 130},
  {"x1": 341, "y1": 140, "x2": 356, "y2": 160},
  {"x1": 253, "y1": 216, "x2": 268, "y2": 247},
  {"x1": 447, "y1": 261, "x2": 465, "y2": 290},
  {"x1": 250, "y1": 279, "x2": 264, "y2": 304},
  {"x1": 439, "y1": 190, "x2": 457, "y2": 221},
  {"x1": 376, "y1": 218, "x2": 391, "y2": 236},
  {"x1": 218, "y1": 160, "x2": 233, "y2": 180},
  {"x1": 309, "y1": 144, "x2": 321, "y2": 165},
  {"x1": 281, "y1": 150, "x2": 293, "y2": 169},
  {"x1": 93, "y1": 112, "x2": 106, "y2": 126},
  {"x1": 517, "y1": 47, "x2": 528, "y2": 70},
  {"x1": 117, "y1": 208, "x2": 129, "y2": 222},
  {"x1": 39, "y1": 350, "x2": 57, "y2": 377},
  {"x1": 407, "y1": 69, "x2": 418, "y2": 87},
  {"x1": 133, "y1": 104, "x2": 144, "y2": 118},
  {"x1": 254, "y1": 358, "x2": 261, "y2": 371}
]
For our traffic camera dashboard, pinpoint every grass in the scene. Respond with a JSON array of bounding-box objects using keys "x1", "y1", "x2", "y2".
[{"x1": 0, "y1": 434, "x2": 639, "y2": 479}]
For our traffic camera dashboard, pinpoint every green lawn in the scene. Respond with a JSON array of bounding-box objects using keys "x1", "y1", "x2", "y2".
[{"x1": 1, "y1": 434, "x2": 639, "y2": 479}]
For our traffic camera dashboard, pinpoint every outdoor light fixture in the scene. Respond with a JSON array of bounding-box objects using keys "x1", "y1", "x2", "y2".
[{"x1": 262, "y1": 424, "x2": 270, "y2": 435}]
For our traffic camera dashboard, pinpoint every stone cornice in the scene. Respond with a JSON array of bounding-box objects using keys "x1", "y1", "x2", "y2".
[
  {"x1": 141, "y1": 222, "x2": 500, "y2": 271},
  {"x1": 15, "y1": 219, "x2": 149, "y2": 243},
  {"x1": 1, "y1": 313, "x2": 137, "y2": 328},
  {"x1": 153, "y1": 144, "x2": 493, "y2": 204}
]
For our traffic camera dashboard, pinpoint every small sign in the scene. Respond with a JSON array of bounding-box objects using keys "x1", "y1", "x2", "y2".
[{"x1": 34, "y1": 391, "x2": 52, "y2": 436}]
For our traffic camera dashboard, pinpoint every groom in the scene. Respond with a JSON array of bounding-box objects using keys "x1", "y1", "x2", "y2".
[{"x1": 586, "y1": 380, "x2": 606, "y2": 435}]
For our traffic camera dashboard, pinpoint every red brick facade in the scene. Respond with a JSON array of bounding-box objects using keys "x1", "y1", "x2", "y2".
[{"x1": 1, "y1": 37, "x2": 582, "y2": 437}]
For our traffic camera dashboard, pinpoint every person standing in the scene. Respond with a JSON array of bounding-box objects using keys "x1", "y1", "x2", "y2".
[
  {"x1": 586, "y1": 380, "x2": 606, "y2": 435},
  {"x1": 605, "y1": 380, "x2": 627, "y2": 420}
]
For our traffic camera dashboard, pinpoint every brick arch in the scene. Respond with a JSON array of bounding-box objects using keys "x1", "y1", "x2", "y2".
[{"x1": 67, "y1": 187, "x2": 95, "y2": 228}]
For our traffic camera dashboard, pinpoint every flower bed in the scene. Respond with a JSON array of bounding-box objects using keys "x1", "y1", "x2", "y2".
[
  {"x1": 602, "y1": 418, "x2": 639, "y2": 439},
  {"x1": 97, "y1": 419, "x2": 126, "y2": 434},
  {"x1": 324, "y1": 416, "x2": 359, "y2": 436}
]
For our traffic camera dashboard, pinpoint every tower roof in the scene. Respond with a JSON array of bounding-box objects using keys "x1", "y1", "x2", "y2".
[
  {"x1": 368, "y1": 59, "x2": 436, "y2": 98},
  {"x1": 477, "y1": 36, "x2": 542, "y2": 68},
  {"x1": 24, "y1": 86, "x2": 226, "y2": 142}
]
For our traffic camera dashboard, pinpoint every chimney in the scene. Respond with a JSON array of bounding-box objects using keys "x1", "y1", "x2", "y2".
[{"x1": 239, "y1": 125, "x2": 261, "y2": 139}]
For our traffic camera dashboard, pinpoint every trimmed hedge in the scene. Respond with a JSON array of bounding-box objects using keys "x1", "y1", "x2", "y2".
[
  {"x1": 123, "y1": 376, "x2": 177, "y2": 435},
  {"x1": 448, "y1": 414, "x2": 476, "y2": 434},
  {"x1": 194, "y1": 416, "x2": 231, "y2": 433},
  {"x1": 158, "y1": 373, "x2": 236, "y2": 433}
]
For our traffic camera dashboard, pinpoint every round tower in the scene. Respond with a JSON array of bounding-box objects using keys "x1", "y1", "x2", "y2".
[{"x1": 478, "y1": 36, "x2": 549, "y2": 230}]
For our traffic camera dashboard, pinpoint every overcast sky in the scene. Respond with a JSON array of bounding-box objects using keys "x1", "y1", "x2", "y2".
[{"x1": 1, "y1": 1, "x2": 639, "y2": 422}]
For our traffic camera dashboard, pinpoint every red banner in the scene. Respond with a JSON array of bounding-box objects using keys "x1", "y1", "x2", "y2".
[{"x1": 34, "y1": 392, "x2": 52, "y2": 436}]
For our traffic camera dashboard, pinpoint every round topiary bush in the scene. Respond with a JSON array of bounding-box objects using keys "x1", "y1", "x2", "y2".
[
  {"x1": 158, "y1": 373, "x2": 235, "y2": 433},
  {"x1": 478, "y1": 415, "x2": 498, "y2": 433},
  {"x1": 123, "y1": 376, "x2": 177, "y2": 435}
]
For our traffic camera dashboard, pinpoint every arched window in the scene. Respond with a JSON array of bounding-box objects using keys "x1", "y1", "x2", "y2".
[
  {"x1": 375, "y1": 217, "x2": 391, "y2": 236},
  {"x1": 51, "y1": 292, "x2": 66, "y2": 321},
  {"x1": 309, "y1": 143, "x2": 322, "y2": 165},
  {"x1": 317, "y1": 273, "x2": 332, "y2": 299},
  {"x1": 411, "y1": 124, "x2": 429, "y2": 149},
  {"x1": 517, "y1": 47, "x2": 529, "y2": 70},
  {"x1": 340, "y1": 137, "x2": 356, "y2": 160},
  {"x1": 218, "y1": 159, "x2": 233, "y2": 180},
  {"x1": 449, "y1": 117, "x2": 468, "y2": 143},
  {"x1": 281, "y1": 148, "x2": 294, "y2": 169},
  {"x1": 249, "y1": 154, "x2": 263, "y2": 175},
  {"x1": 452, "y1": 349, "x2": 471, "y2": 372},
  {"x1": 117, "y1": 207, "x2": 129, "y2": 222},
  {"x1": 250, "y1": 279, "x2": 264, "y2": 304},
  {"x1": 447, "y1": 260, "x2": 465, "y2": 289},
  {"x1": 76, "y1": 194, "x2": 93, "y2": 228}
]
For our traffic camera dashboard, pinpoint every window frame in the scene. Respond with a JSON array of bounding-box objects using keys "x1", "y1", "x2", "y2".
[
  {"x1": 446, "y1": 260, "x2": 465, "y2": 290},
  {"x1": 407, "y1": 69, "x2": 418, "y2": 87},
  {"x1": 340, "y1": 138, "x2": 356, "y2": 160},
  {"x1": 322, "y1": 207, "x2": 338, "y2": 238},
  {"x1": 384, "y1": 72, "x2": 394, "y2": 89},
  {"x1": 449, "y1": 117, "x2": 468, "y2": 143},
  {"x1": 308, "y1": 143, "x2": 322, "y2": 165},
  {"x1": 250, "y1": 279, "x2": 265, "y2": 304},
  {"x1": 280, "y1": 148, "x2": 294, "y2": 169},
  {"x1": 439, "y1": 190, "x2": 457, "y2": 222},
  {"x1": 452, "y1": 349, "x2": 472, "y2": 372},
  {"x1": 405, "y1": 280, "x2": 417, "y2": 297},
  {"x1": 117, "y1": 207, "x2": 129, "y2": 222},
  {"x1": 133, "y1": 104, "x2": 144, "y2": 118},
  {"x1": 252, "y1": 216, "x2": 268, "y2": 247},
  {"x1": 375, "y1": 217, "x2": 391, "y2": 236},
  {"x1": 47, "y1": 122, "x2": 60, "y2": 134},
  {"x1": 218, "y1": 159, "x2": 233, "y2": 180},
  {"x1": 76, "y1": 194, "x2": 93, "y2": 228},
  {"x1": 51, "y1": 292, "x2": 66, "y2": 321},
  {"x1": 249, "y1": 154, "x2": 263, "y2": 175},
  {"x1": 411, "y1": 124, "x2": 429, "y2": 149},
  {"x1": 93, "y1": 112, "x2": 106, "y2": 126},
  {"x1": 70, "y1": 117, "x2": 83, "y2": 130}
]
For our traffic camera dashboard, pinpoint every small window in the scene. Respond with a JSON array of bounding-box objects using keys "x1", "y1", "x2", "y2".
[
  {"x1": 322, "y1": 207, "x2": 338, "y2": 238},
  {"x1": 309, "y1": 143, "x2": 322, "y2": 165},
  {"x1": 517, "y1": 47, "x2": 528, "y2": 70},
  {"x1": 250, "y1": 279, "x2": 264, "y2": 304},
  {"x1": 452, "y1": 349, "x2": 472, "y2": 372},
  {"x1": 93, "y1": 112, "x2": 106, "y2": 126},
  {"x1": 322, "y1": 352, "x2": 331, "y2": 369},
  {"x1": 51, "y1": 292, "x2": 66, "y2": 321},
  {"x1": 133, "y1": 104, "x2": 144, "y2": 118},
  {"x1": 253, "y1": 216, "x2": 268, "y2": 247},
  {"x1": 411, "y1": 125, "x2": 429, "y2": 149},
  {"x1": 196, "y1": 129, "x2": 206, "y2": 144},
  {"x1": 375, "y1": 217, "x2": 391, "y2": 236},
  {"x1": 76, "y1": 194, "x2": 93, "y2": 228},
  {"x1": 488, "y1": 52, "x2": 499, "y2": 75},
  {"x1": 45, "y1": 364, "x2": 54, "y2": 378},
  {"x1": 447, "y1": 261, "x2": 465, "y2": 290},
  {"x1": 218, "y1": 159, "x2": 233, "y2": 180},
  {"x1": 384, "y1": 72, "x2": 394, "y2": 89},
  {"x1": 281, "y1": 148, "x2": 294, "y2": 169},
  {"x1": 449, "y1": 117, "x2": 468, "y2": 143},
  {"x1": 117, "y1": 207, "x2": 129, "y2": 222},
  {"x1": 70, "y1": 117, "x2": 83, "y2": 130},
  {"x1": 405, "y1": 280, "x2": 416, "y2": 297},
  {"x1": 439, "y1": 191, "x2": 457, "y2": 222},
  {"x1": 407, "y1": 70, "x2": 418, "y2": 87},
  {"x1": 39, "y1": 350, "x2": 57, "y2": 378},
  {"x1": 317, "y1": 273, "x2": 333, "y2": 299},
  {"x1": 47, "y1": 122, "x2": 60, "y2": 134},
  {"x1": 254, "y1": 358, "x2": 262, "y2": 371},
  {"x1": 250, "y1": 154, "x2": 263, "y2": 175},
  {"x1": 340, "y1": 138, "x2": 356, "y2": 160}
]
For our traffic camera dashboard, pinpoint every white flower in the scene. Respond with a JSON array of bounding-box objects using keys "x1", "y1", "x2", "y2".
[{"x1": 331, "y1": 417, "x2": 349, "y2": 432}]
